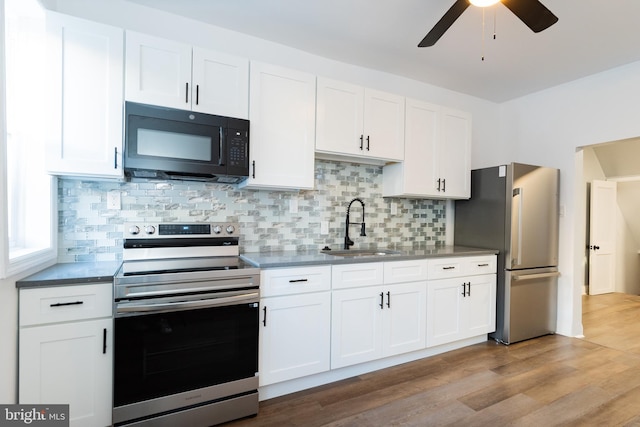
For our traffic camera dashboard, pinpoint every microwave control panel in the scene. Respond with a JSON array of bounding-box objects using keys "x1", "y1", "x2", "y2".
[{"x1": 227, "y1": 129, "x2": 249, "y2": 168}]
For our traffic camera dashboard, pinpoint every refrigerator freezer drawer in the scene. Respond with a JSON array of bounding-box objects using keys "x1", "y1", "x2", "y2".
[{"x1": 499, "y1": 268, "x2": 559, "y2": 344}]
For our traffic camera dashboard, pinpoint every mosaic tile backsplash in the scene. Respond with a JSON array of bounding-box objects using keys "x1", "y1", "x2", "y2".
[{"x1": 57, "y1": 160, "x2": 446, "y2": 263}]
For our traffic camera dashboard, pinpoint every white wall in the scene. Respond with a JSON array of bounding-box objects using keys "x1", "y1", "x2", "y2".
[{"x1": 500, "y1": 61, "x2": 640, "y2": 337}]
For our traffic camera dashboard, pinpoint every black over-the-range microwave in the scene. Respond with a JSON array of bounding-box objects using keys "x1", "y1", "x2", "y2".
[{"x1": 124, "y1": 102, "x2": 250, "y2": 183}]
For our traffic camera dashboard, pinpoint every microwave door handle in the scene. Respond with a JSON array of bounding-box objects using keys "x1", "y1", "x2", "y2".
[{"x1": 218, "y1": 127, "x2": 224, "y2": 166}]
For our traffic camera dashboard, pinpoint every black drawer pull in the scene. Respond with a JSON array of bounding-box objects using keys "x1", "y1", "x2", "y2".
[
  {"x1": 262, "y1": 306, "x2": 267, "y2": 327},
  {"x1": 103, "y1": 328, "x2": 107, "y2": 354},
  {"x1": 288, "y1": 279, "x2": 309, "y2": 283},
  {"x1": 478, "y1": 263, "x2": 489, "y2": 267},
  {"x1": 50, "y1": 301, "x2": 84, "y2": 307},
  {"x1": 442, "y1": 266, "x2": 456, "y2": 270}
]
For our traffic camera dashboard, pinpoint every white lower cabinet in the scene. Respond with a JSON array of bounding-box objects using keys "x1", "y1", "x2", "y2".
[
  {"x1": 426, "y1": 256, "x2": 497, "y2": 347},
  {"x1": 330, "y1": 260, "x2": 427, "y2": 369},
  {"x1": 19, "y1": 283, "x2": 113, "y2": 427},
  {"x1": 259, "y1": 266, "x2": 331, "y2": 386},
  {"x1": 331, "y1": 281, "x2": 427, "y2": 369},
  {"x1": 259, "y1": 256, "x2": 495, "y2": 393}
]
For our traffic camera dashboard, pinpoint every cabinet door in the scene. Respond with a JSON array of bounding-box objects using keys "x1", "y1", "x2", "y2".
[
  {"x1": 19, "y1": 318, "x2": 113, "y2": 427},
  {"x1": 316, "y1": 77, "x2": 364, "y2": 157},
  {"x1": 462, "y1": 274, "x2": 497, "y2": 338},
  {"x1": 125, "y1": 31, "x2": 192, "y2": 109},
  {"x1": 383, "y1": 99, "x2": 440, "y2": 197},
  {"x1": 46, "y1": 13, "x2": 123, "y2": 178},
  {"x1": 191, "y1": 48, "x2": 248, "y2": 118},
  {"x1": 383, "y1": 282, "x2": 427, "y2": 356},
  {"x1": 438, "y1": 108, "x2": 471, "y2": 198},
  {"x1": 331, "y1": 287, "x2": 383, "y2": 369},
  {"x1": 426, "y1": 277, "x2": 464, "y2": 347},
  {"x1": 242, "y1": 62, "x2": 315, "y2": 190},
  {"x1": 260, "y1": 293, "x2": 331, "y2": 385},
  {"x1": 363, "y1": 89, "x2": 404, "y2": 161}
]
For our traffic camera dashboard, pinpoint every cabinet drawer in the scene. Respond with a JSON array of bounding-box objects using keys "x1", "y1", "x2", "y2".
[
  {"x1": 261, "y1": 266, "x2": 331, "y2": 297},
  {"x1": 463, "y1": 255, "x2": 497, "y2": 276},
  {"x1": 332, "y1": 262, "x2": 384, "y2": 290},
  {"x1": 384, "y1": 259, "x2": 428, "y2": 284},
  {"x1": 427, "y1": 258, "x2": 464, "y2": 280},
  {"x1": 19, "y1": 283, "x2": 113, "y2": 326}
]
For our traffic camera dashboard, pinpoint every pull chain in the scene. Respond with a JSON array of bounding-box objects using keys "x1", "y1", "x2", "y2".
[
  {"x1": 482, "y1": 7, "x2": 486, "y2": 61},
  {"x1": 494, "y1": 7, "x2": 497, "y2": 39}
]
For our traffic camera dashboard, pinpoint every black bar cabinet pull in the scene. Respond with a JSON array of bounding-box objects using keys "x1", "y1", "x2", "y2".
[
  {"x1": 466, "y1": 282, "x2": 471, "y2": 297},
  {"x1": 359, "y1": 135, "x2": 364, "y2": 150},
  {"x1": 386, "y1": 291, "x2": 391, "y2": 308},
  {"x1": 196, "y1": 84, "x2": 200, "y2": 105},
  {"x1": 252, "y1": 161, "x2": 256, "y2": 179},
  {"x1": 218, "y1": 128, "x2": 224, "y2": 166},
  {"x1": 262, "y1": 306, "x2": 267, "y2": 326},
  {"x1": 379, "y1": 292, "x2": 384, "y2": 309},
  {"x1": 114, "y1": 147, "x2": 118, "y2": 169},
  {"x1": 442, "y1": 266, "x2": 456, "y2": 270},
  {"x1": 442, "y1": 179, "x2": 446, "y2": 192},
  {"x1": 185, "y1": 82, "x2": 189, "y2": 103},
  {"x1": 289, "y1": 279, "x2": 308, "y2": 283},
  {"x1": 366, "y1": 135, "x2": 370, "y2": 151},
  {"x1": 50, "y1": 301, "x2": 83, "y2": 307},
  {"x1": 461, "y1": 283, "x2": 466, "y2": 297},
  {"x1": 437, "y1": 178, "x2": 441, "y2": 192},
  {"x1": 103, "y1": 328, "x2": 107, "y2": 354},
  {"x1": 478, "y1": 263, "x2": 489, "y2": 267}
]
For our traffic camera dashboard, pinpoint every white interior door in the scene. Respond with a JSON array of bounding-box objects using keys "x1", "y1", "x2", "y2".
[{"x1": 588, "y1": 180, "x2": 617, "y2": 295}]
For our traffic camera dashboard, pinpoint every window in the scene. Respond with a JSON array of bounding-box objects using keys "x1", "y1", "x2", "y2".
[{"x1": 1, "y1": 0, "x2": 56, "y2": 278}]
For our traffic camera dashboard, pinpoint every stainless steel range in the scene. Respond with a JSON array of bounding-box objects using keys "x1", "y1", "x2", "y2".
[{"x1": 113, "y1": 222, "x2": 260, "y2": 427}]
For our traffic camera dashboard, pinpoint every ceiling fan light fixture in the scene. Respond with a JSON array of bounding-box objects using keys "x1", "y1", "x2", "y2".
[{"x1": 469, "y1": 0, "x2": 500, "y2": 7}]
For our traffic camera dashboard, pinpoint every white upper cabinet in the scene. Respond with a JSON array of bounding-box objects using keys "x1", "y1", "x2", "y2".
[
  {"x1": 383, "y1": 99, "x2": 471, "y2": 199},
  {"x1": 125, "y1": 31, "x2": 248, "y2": 118},
  {"x1": 240, "y1": 61, "x2": 316, "y2": 190},
  {"x1": 316, "y1": 77, "x2": 404, "y2": 164},
  {"x1": 46, "y1": 12, "x2": 124, "y2": 178}
]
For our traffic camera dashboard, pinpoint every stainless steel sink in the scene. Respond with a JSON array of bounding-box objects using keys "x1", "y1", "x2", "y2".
[{"x1": 321, "y1": 249, "x2": 403, "y2": 257}]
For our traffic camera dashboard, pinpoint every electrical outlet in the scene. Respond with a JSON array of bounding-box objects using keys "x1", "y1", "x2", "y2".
[
  {"x1": 321, "y1": 221, "x2": 329, "y2": 235},
  {"x1": 107, "y1": 190, "x2": 121, "y2": 210}
]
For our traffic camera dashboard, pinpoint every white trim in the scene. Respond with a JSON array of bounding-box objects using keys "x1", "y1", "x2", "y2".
[{"x1": 0, "y1": 0, "x2": 9, "y2": 279}]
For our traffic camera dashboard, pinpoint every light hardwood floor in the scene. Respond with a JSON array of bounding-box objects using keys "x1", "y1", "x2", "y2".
[{"x1": 227, "y1": 293, "x2": 640, "y2": 426}]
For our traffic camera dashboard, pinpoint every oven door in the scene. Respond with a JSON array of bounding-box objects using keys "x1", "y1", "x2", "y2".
[{"x1": 113, "y1": 288, "x2": 259, "y2": 424}]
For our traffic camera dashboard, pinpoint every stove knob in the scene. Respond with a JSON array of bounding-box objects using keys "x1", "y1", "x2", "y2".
[
  {"x1": 226, "y1": 225, "x2": 235, "y2": 234},
  {"x1": 144, "y1": 225, "x2": 156, "y2": 235},
  {"x1": 128, "y1": 225, "x2": 140, "y2": 235},
  {"x1": 213, "y1": 225, "x2": 222, "y2": 234}
]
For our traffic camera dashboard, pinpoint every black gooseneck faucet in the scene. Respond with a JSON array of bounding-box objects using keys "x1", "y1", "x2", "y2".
[{"x1": 344, "y1": 198, "x2": 366, "y2": 250}]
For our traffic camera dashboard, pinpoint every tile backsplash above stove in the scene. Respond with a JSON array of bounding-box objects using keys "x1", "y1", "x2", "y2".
[{"x1": 58, "y1": 160, "x2": 446, "y2": 263}]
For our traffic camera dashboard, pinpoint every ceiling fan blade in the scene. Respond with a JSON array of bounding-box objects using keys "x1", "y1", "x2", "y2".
[
  {"x1": 418, "y1": 0, "x2": 470, "y2": 47},
  {"x1": 501, "y1": 0, "x2": 558, "y2": 33}
]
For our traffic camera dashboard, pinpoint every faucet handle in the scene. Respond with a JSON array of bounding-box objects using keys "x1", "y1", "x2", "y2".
[{"x1": 360, "y1": 222, "x2": 366, "y2": 237}]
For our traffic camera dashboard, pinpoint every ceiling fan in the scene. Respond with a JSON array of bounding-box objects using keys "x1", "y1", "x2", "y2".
[{"x1": 418, "y1": 0, "x2": 558, "y2": 47}]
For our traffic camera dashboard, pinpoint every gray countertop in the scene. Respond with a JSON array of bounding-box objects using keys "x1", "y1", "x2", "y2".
[
  {"x1": 240, "y1": 245, "x2": 498, "y2": 269},
  {"x1": 16, "y1": 261, "x2": 122, "y2": 288},
  {"x1": 15, "y1": 246, "x2": 498, "y2": 287}
]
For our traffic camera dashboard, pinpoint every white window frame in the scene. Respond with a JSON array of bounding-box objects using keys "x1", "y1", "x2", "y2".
[{"x1": 1, "y1": 0, "x2": 57, "y2": 279}]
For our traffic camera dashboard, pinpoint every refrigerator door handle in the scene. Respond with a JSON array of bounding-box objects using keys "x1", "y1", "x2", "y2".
[
  {"x1": 512, "y1": 187, "x2": 523, "y2": 267},
  {"x1": 512, "y1": 271, "x2": 560, "y2": 281}
]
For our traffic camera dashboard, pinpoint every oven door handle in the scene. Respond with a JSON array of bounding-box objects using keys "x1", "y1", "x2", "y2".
[{"x1": 116, "y1": 291, "x2": 259, "y2": 315}]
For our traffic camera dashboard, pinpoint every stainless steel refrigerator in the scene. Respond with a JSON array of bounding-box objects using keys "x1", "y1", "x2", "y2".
[{"x1": 454, "y1": 163, "x2": 560, "y2": 344}]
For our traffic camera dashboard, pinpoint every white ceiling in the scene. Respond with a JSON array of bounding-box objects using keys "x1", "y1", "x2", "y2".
[{"x1": 125, "y1": 0, "x2": 640, "y2": 102}]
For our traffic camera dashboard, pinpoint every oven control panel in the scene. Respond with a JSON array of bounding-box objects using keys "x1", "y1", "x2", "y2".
[{"x1": 125, "y1": 222, "x2": 239, "y2": 238}]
